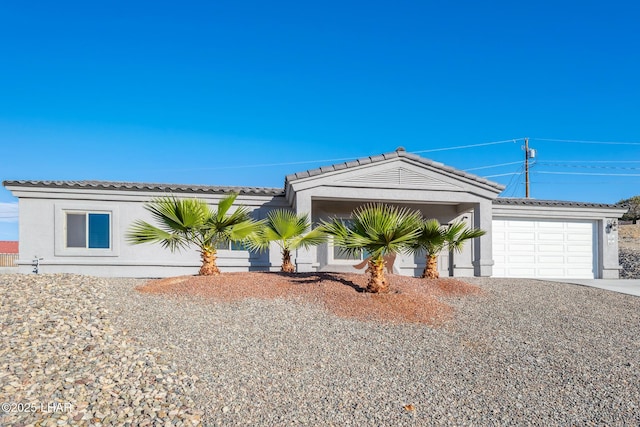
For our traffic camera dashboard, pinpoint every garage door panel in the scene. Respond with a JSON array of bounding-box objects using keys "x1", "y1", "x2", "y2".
[
  {"x1": 537, "y1": 255, "x2": 565, "y2": 263},
  {"x1": 493, "y1": 231, "x2": 506, "y2": 240},
  {"x1": 492, "y1": 218, "x2": 596, "y2": 279},
  {"x1": 508, "y1": 255, "x2": 535, "y2": 264},
  {"x1": 568, "y1": 234, "x2": 592, "y2": 242},
  {"x1": 508, "y1": 244, "x2": 535, "y2": 252},
  {"x1": 539, "y1": 222, "x2": 564, "y2": 229},
  {"x1": 509, "y1": 232, "x2": 535, "y2": 240},
  {"x1": 506, "y1": 220, "x2": 536, "y2": 229},
  {"x1": 567, "y1": 222, "x2": 593, "y2": 230},
  {"x1": 538, "y1": 244, "x2": 565, "y2": 252},
  {"x1": 538, "y1": 232, "x2": 564, "y2": 241},
  {"x1": 567, "y1": 255, "x2": 593, "y2": 263},
  {"x1": 566, "y1": 242, "x2": 593, "y2": 251}
]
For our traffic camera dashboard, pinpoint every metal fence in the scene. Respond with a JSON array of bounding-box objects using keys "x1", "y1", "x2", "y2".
[{"x1": 0, "y1": 253, "x2": 18, "y2": 267}]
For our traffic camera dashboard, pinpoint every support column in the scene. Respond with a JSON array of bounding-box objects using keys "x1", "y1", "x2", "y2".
[
  {"x1": 472, "y1": 200, "x2": 494, "y2": 277},
  {"x1": 294, "y1": 192, "x2": 315, "y2": 272},
  {"x1": 600, "y1": 218, "x2": 622, "y2": 279},
  {"x1": 452, "y1": 212, "x2": 474, "y2": 277}
]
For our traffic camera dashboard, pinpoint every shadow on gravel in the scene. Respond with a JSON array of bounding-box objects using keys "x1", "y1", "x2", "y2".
[{"x1": 276, "y1": 271, "x2": 367, "y2": 293}]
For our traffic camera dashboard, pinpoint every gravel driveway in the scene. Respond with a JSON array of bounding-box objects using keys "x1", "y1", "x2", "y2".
[
  {"x1": 104, "y1": 276, "x2": 640, "y2": 426},
  {"x1": 2, "y1": 274, "x2": 640, "y2": 426}
]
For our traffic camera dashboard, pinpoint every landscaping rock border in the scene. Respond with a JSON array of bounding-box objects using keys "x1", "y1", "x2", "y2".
[{"x1": 0, "y1": 274, "x2": 203, "y2": 426}]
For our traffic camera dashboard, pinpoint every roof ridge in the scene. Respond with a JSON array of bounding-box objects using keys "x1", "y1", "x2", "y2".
[{"x1": 285, "y1": 149, "x2": 504, "y2": 190}]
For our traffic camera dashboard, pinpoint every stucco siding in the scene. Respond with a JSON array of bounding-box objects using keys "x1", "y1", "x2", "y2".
[{"x1": 13, "y1": 187, "x2": 289, "y2": 277}]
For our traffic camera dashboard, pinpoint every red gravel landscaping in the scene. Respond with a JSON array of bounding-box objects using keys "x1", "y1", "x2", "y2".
[{"x1": 137, "y1": 272, "x2": 483, "y2": 325}]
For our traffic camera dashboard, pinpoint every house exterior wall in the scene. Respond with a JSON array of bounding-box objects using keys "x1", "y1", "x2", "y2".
[{"x1": 11, "y1": 185, "x2": 289, "y2": 277}]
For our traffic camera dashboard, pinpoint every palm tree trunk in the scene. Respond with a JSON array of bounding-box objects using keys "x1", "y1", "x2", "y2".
[
  {"x1": 367, "y1": 257, "x2": 389, "y2": 293},
  {"x1": 199, "y1": 248, "x2": 221, "y2": 276},
  {"x1": 422, "y1": 254, "x2": 439, "y2": 279},
  {"x1": 281, "y1": 249, "x2": 295, "y2": 273}
]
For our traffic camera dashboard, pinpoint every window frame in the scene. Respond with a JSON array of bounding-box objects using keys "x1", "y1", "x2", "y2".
[
  {"x1": 55, "y1": 204, "x2": 119, "y2": 257},
  {"x1": 327, "y1": 218, "x2": 370, "y2": 264},
  {"x1": 215, "y1": 240, "x2": 249, "y2": 251},
  {"x1": 65, "y1": 211, "x2": 111, "y2": 249}
]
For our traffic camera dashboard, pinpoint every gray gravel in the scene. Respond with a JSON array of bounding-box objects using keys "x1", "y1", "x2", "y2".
[
  {"x1": 0, "y1": 274, "x2": 203, "y2": 426},
  {"x1": 620, "y1": 247, "x2": 640, "y2": 279},
  {"x1": 98, "y1": 276, "x2": 640, "y2": 426},
  {"x1": 2, "y1": 273, "x2": 639, "y2": 426}
]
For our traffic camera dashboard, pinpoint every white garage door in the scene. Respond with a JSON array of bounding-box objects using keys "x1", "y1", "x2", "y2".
[{"x1": 492, "y1": 218, "x2": 596, "y2": 279}]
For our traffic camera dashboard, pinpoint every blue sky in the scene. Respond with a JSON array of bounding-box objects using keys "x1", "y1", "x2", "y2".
[{"x1": 1, "y1": 0, "x2": 639, "y2": 240}]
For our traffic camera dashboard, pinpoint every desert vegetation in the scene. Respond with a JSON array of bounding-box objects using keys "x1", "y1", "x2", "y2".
[
  {"x1": 127, "y1": 195, "x2": 485, "y2": 288},
  {"x1": 126, "y1": 193, "x2": 263, "y2": 275}
]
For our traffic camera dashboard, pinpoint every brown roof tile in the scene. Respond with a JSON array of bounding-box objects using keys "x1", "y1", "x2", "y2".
[{"x1": 0, "y1": 241, "x2": 18, "y2": 253}]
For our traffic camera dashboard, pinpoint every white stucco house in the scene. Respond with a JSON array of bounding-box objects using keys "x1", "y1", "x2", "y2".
[{"x1": 3, "y1": 148, "x2": 627, "y2": 279}]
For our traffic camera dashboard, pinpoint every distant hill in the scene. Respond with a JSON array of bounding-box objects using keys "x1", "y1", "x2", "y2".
[{"x1": 619, "y1": 224, "x2": 640, "y2": 249}]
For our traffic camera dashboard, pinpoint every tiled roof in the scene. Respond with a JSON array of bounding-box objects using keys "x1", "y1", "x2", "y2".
[
  {"x1": 494, "y1": 198, "x2": 625, "y2": 209},
  {"x1": 285, "y1": 148, "x2": 505, "y2": 190},
  {"x1": 2, "y1": 180, "x2": 285, "y2": 196},
  {"x1": 0, "y1": 241, "x2": 18, "y2": 253}
]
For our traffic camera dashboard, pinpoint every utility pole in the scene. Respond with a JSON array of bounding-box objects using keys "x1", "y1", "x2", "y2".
[
  {"x1": 524, "y1": 138, "x2": 536, "y2": 198},
  {"x1": 525, "y1": 137, "x2": 530, "y2": 198}
]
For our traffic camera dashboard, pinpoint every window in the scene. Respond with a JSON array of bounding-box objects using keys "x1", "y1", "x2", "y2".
[
  {"x1": 66, "y1": 212, "x2": 110, "y2": 249},
  {"x1": 333, "y1": 245, "x2": 370, "y2": 261},
  {"x1": 55, "y1": 204, "x2": 118, "y2": 257},
  {"x1": 329, "y1": 218, "x2": 371, "y2": 262},
  {"x1": 215, "y1": 241, "x2": 248, "y2": 251}
]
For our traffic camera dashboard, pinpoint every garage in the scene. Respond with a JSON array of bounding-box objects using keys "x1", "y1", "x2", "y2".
[{"x1": 492, "y1": 218, "x2": 597, "y2": 279}]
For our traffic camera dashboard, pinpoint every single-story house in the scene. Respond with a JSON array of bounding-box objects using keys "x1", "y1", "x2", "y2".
[{"x1": 3, "y1": 148, "x2": 627, "y2": 279}]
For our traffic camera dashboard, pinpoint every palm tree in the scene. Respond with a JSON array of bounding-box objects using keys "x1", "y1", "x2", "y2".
[
  {"x1": 412, "y1": 219, "x2": 486, "y2": 279},
  {"x1": 322, "y1": 203, "x2": 423, "y2": 293},
  {"x1": 126, "y1": 193, "x2": 262, "y2": 276},
  {"x1": 246, "y1": 209, "x2": 327, "y2": 273}
]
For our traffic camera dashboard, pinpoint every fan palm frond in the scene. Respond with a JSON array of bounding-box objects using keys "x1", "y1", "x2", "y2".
[
  {"x1": 322, "y1": 203, "x2": 423, "y2": 292},
  {"x1": 127, "y1": 193, "x2": 260, "y2": 275}
]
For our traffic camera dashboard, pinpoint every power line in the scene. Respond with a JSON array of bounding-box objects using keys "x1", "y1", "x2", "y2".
[
  {"x1": 542, "y1": 160, "x2": 640, "y2": 164},
  {"x1": 412, "y1": 138, "x2": 524, "y2": 154},
  {"x1": 464, "y1": 160, "x2": 523, "y2": 171},
  {"x1": 532, "y1": 138, "x2": 640, "y2": 146},
  {"x1": 505, "y1": 164, "x2": 526, "y2": 198},
  {"x1": 537, "y1": 171, "x2": 640, "y2": 177},
  {"x1": 138, "y1": 138, "x2": 527, "y2": 173},
  {"x1": 531, "y1": 180, "x2": 635, "y2": 185},
  {"x1": 484, "y1": 172, "x2": 522, "y2": 178},
  {"x1": 537, "y1": 163, "x2": 640, "y2": 170}
]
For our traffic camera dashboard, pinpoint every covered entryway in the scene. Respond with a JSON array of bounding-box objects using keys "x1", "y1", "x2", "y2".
[
  {"x1": 492, "y1": 218, "x2": 597, "y2": 279},
  {"x1": 285, "y1": 148, "x2": 504, "y2": 276}
]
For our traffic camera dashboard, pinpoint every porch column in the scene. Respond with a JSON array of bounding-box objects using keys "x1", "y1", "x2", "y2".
[
  {"x1": 600, "y1": 217, "x2": 622, "y2": 279},
  {"x1": 294, "y1": 192, "x2": 315, "y2": 272},
  {"x1": 452, "y1": 213, "x2": 474, "y2": 277},
  {"x1": 473, "y1": 200, "x2": 494, "y2": 277}
]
